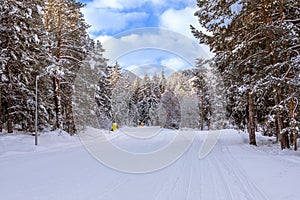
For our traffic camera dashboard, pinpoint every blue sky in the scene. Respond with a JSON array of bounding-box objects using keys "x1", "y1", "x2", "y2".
[{"x1": 78, "y1": 0, "x2": 212, "y2": 77}]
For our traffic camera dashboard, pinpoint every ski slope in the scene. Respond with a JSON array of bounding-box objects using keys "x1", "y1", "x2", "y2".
[{"x1": 0, "y1": 128, "x2": 299, "y2": 200}]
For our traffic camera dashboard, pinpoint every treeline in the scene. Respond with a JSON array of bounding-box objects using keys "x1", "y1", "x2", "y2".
[
  {"x1": 0, "y1": 0, "x2": 106, "y2": 134},
  {"x1": 0, "y1": 0, "x2": 224, "y2": 135},
  {"x1": 95, "y1": 65, "x2": 171, "y2": 129},
  {"x1": 95, "y1": 59, "x2": 228, "y2": 131},
  {"x1": 191, "y1": 0, "x2": 300, "y2": 149}
]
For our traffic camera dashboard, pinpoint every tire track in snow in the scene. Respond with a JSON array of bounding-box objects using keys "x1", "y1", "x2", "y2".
[
  {"x1": 184, "y1": 134, "x2": 198, "y2": 200},
  {"x1": 194, "y1": 134, "x2": 208, "y2": 200},
  {"x1": 218, "y1": 145, "x2": 270, "y2": 200},
  {"x1": 93, "y1": 178, "x2": 130, "y2": 200},
  {"x1": 196, "y1": 134, "x2": 222, "y2": 200},
  {"x1": 169, "y1": 136, "x2": 195, "y2": 200},
  {"x1": 153, "y1": 170, "x2": 172, "y2": 200},
  {"x1": 211, "y1": 154, "x2": 234, "y2": 200},
  {"x1": 153, "y1": 137, "x2": 194, "y2": 200}
]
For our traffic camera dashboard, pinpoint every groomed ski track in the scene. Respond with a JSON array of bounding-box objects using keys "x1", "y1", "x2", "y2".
[{"x1": 0, "y1": 128, "x2": 299, "y2": 200}]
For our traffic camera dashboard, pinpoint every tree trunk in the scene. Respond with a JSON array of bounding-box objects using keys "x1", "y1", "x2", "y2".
[
  {"x1": 289, "y1": 98, "x2": 297, "y2": 151},
  {"x1": 53, "y1": 4, "x2": 63, "y2": 130},
  {"x1": 278, "y1": 92, "x2": 290, "y2": 150},
  {"x1": 207, "y1": 119, "x2": 211, "y2": 131},
  {"x1": 5, "y1": 37, "x2": 13, "y2": 133},
  {"x1": 254, "y1": 114, "x2": 258, "y2": 132},
  {"x1": 65, "y1": 86, "x2": 76, "y2": 134},
  {"x1": 53, "y1": 76, "x2": 62, "y2": 129},
  {"x1": 0, "y1": 86, "x2": 2, "y2": 132},
  {"x1": 200, "y1": 94, "x2": 204, "y2": 131},
  {"x1": 281, "y1": 133, "x2": 290, "y2": 150},
  {"x1": 7, "y1": 83, "x2": 13, "y2": 133},
  {"x1": 274, "y1": 92, "x2": 283, "y2": 144},
  {"x1": 248, "y1": 94, "x2": 256, "y2": 145},
  {"x1": 293, "y1": 133, "x2": 297, "y2": 151}
]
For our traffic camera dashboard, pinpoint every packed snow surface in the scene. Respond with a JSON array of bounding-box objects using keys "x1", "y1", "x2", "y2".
[{"x1": 0, "y1": 128, "x2": 299, "y2": 200}]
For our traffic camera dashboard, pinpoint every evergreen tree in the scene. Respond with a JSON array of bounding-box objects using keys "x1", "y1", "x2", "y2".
[
  {"x1": 108, "y1": 62, "x2": 123, "y2": 124},
  {"x1": 209, "y1": 63, "x2": 228, "y2": 130},
  {"x1": 161, "y1": 90, "x2": 181, "y2": 129},
  {"x1": 149, "y1": 73, "x2": 162, "y2": 126},
  {"x1": 89, "y1": 41, "x2": 111, "y2": 130},
  {"x1": 159, "y1": 68, "x2": 167, "y2": 94},
  {"x1": 0, "y1": 0, "x2": 52, "y2": 133},
  {"x1": 136, "y1": 74, "x2": 161, "y2": 126},
  {"x1": 137, "y1": 74, "x2": 152, "y2": 125},
  {"x1": 166, "y1": 70, "x2": 198, "y2": 129},
  {"x1": 190, "y1": 59, "x2": 211, "y2": 130},
  {"x1": 192, "y1": 0, "x2": 300, "y2": 148},
  {"x1": 43, "y1": 0, "x2": 90, "y2": 134},
  {"x1": 111, "y1": 74, "x2": 132, "y2": 127},
  {"x1": 128, "y1": 77, "x2": 141, "y2": 126},
  {"x1": 109, "y1": 62, "x2": 122, "y2": 88},
  {"x1": 258, "y1": 0, "x2": 300, "y2": 150}
]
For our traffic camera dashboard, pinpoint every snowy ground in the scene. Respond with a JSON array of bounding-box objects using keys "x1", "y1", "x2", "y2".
[{"x1": 0, "y1": 128, "x2": 299, "y2": 200}]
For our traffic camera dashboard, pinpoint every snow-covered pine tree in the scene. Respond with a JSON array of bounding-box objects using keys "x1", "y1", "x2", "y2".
[
  {"x1": 95, "y1": 67, "x2": 112, "y2": 130},
  {"x1": 159, "y1": 68, "x2": 167, "y2": 94},
  {"x1": 209, "y1": 63, "x2": 228, "y2": 130},
  {"x1": 257, "y1": 0, "x2": 300, "y2": 150},
  {"x1": 192, "y1": 0, "x2": 299, "y2": 147},
  {"x1": 232, "y1": 0, "x2": 300, "y2": 149},
  {"x1": 128, "y1": 77, "x2": 141, "y2": 126},
  {"x1": 73, "y1": 39, "x2": 101, "y2": 130},
  {"x1": 190, "y1": 59, "x2": 211, "y2": 130},
  {"x1": 109, "y1": 62, "x2": 122, "y2": 88},
  {"x1": 161, "y1": 90, "x2": 181, "y2": 129},
  {"x1": 108, "y1": 62, "x2": 123, "y2": 124},
  {"x1": 173, "y1": 72, "x2": 192, "y2": 100},
  {"x1": 136, "y1": 73, "x2": 161, "y2": 126},
  {"x1": 43, "y1": 0, "x2": 90, "y2": 134},
  {"x1": 172, "y1": 70, "x2": 199, "y2": 129},
  {"x1": 149, "y1": 72, "x2": 162, "y2": 126},
  {"x1": 43, "y1": 0, "x2": 64, "y2": 130},
  {"x1": 0, "y1": 0, "x2": 52, "y2": 133},
  {"x1": 193, "y1": 0, "x2": 264, "y2": 144},
  {"x1": 137, "y1": 74, "x2": 152, "y2": 125},
  {"x1": 111, "y1": 74, "x2": 132, "y2": 127},
  {"x1": 91, "y1": 41, "x2": 112, "y2": 130}
]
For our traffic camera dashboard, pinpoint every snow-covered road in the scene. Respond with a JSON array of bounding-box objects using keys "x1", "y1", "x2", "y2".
[{"x1": 0, "y1": 129, "x2": 299, "y2": 200}]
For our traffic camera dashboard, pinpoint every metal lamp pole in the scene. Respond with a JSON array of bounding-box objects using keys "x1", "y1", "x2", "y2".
[
  {"x1": 35, "y1": 76, "x2": 38, "y2": 145},
  {"x1": 35, "y1": 65, "x2": 59, "y2": 145},
  {"x1": 35, "y1": 71, "x2": 49, "y2": 145}
]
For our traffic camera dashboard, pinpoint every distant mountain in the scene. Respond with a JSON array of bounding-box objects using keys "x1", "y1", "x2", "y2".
[
  {"x1": 126, "y1": 64, "x2": 175, "y2": 78},
  {"x1": 121, "y1": 69, "x2": 140, "y2": 83}
]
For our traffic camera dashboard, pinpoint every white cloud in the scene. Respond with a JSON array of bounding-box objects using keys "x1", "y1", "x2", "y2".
[
  {"x1": 82, "y1": 0, "x2": 199, "y2": 34},
  {"x1": 160, "y1": 58, "x2": 189, "y2": 71},
  {"x1": 90, "y1": 28, "x2": 212, "y2": 76},
  {"x1": 82, "y1": 6, "x2": 148, "y2": 33},
  {"x1": 98, "y1": 28, "x2": 210, "y2": 65},
  {"x1": 87, "y1": 0, "x2": 195, "y2": 10},
  {"x1": 158, "y1": 7, "x2": 213, "y2": 58},
  {"x1": 149, "y1": 0, "x2": 196, "y2": 8},
  {"x1": 93, "y1": 0, "x2": 123, "y2": 9},
  {"x1": 95, "y1": 35, "x2": 114, "y2": 43},
  {"x1": 88, "y1": 0, "x2": 144, "y2": 10},
  {"x1": 126, "y1": 63, "x2": 176, "y2": 78},
  {"x1": 159, "y1": 7, "x2": 209, "y2": 39},
  {"x1": 81, "y1": 1, "x2": 214, "y2": 71}
]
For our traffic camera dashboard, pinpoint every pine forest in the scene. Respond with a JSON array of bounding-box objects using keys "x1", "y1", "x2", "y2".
[{"x1": 0, "y1": 0, "x2": 299, "y2": 151}]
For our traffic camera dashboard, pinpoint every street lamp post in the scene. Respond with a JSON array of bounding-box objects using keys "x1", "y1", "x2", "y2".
[
  {"x1": 35, "y1": 65, "x2": 59, "y2": 145},
  {"x1": 35, "y1": 71, "x2": 50, "y2": 145},
  {"x1": 35, "y1": 76, "x2": 38, "y2": 145}
]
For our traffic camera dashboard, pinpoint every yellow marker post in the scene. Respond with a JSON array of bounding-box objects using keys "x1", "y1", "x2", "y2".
[{"x1": 112, "y1": 123, "x2": 118, "y2": 131}]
